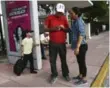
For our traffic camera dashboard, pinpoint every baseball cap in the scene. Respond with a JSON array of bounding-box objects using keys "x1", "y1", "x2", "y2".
[
  {"x1": 25, "y1": 30, "x2": 34, "y2": 33},
  {"x1": 56, "y1": 3, "x2": 65, "y2": 13}
]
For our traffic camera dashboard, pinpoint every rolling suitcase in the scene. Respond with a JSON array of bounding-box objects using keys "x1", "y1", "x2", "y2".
[{"x1": 13, "y1": 57, "x2": 25, "y2": 76}]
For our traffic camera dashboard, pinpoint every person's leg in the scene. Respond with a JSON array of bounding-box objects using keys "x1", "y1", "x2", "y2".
[
  {"x1": 58, "y1": 44, "x2": 70, "y2": 81},
  {"x1": 23, "y1": 55, "x2": 28, "y2": 69},
  {"x1": 49, "y1": 42, "x2": 58, "y2": 84},
  {"x1": 79, "y1": 44, "x2": 88, "y2": 78},
  {"x1": 28, "y1": 53, "x2": 37, "y2": 73},
  {"x1": 76, "y1": 54, "x2": 82, "y2": 78},
  {"x1": 73, "y1": 53, "x2": 83, "y2": 80},
  {"x1": 49, "y1": 42, "x2": 58, "y2": 77},
  {"x1": 41, "y1": 43, "x2": 46, "y2": 60},
  {"x1": 74, "y1": 44, "x2": 88, "y2": 85},
  {"x1": 74, "y1": 44, "x2": 88, "y2": 77}
]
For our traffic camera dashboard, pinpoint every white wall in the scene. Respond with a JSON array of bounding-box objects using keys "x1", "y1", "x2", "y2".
[{"x1": 0, "y1": 1, "x2": 5, "y2": 39}]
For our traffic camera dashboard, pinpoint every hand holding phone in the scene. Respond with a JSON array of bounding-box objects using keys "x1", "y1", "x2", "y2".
[{"x1": 59, "y1": 25, "x2": 65, "y2": 29}]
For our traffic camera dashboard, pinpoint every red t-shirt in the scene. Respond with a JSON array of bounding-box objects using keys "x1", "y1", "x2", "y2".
[{"x1": 44, "y1": 15, "x2": 69, "y2": 44}]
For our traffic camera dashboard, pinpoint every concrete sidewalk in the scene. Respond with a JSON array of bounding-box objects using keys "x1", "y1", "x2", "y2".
[{"x1": 0, "y1": 31, "x2": 109, "y2": 87}]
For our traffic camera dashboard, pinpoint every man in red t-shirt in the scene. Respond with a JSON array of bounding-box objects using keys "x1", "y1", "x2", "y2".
[{"x1": 44, "y1": 3, "x2": 70, "y2": 84}]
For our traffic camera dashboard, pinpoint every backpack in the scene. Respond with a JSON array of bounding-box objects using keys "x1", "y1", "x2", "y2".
[{"x1": 13, "y1": 57, "x2": 25, "y2": 76}]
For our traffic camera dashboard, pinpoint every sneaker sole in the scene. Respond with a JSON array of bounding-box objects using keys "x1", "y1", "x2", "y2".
[
  {"x1": 50, "y1": 78, "x2": 58, "y2": 84},
  {"x1": 74, "y1": 82, "x2": 88, "y2": 86}
]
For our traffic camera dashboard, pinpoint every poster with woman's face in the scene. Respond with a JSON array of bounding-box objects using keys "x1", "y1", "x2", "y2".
[{"x1": 5, "y1": 1, "x2": 31, "y2": 54}]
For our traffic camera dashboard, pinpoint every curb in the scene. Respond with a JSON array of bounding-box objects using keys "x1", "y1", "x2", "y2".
[{"x1": 90, "y1": 54, "x2": 109, "y2": 87}]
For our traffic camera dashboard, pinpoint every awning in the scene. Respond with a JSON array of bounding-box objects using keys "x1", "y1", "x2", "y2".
[{"x1": 38, "y1": 0, "x2": 93, "y2": 9}]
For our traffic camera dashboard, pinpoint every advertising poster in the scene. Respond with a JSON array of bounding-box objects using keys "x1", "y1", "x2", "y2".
[{"x1": 5, "y1": 1, "x2": 31, "y2": 54}]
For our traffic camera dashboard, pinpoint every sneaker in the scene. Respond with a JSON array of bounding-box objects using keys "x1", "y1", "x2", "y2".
[
  {"x1": 74, "y1": 79, "x2": 87, "y2": 85},
  {"x1": 64, "y1": 76, "x2": 71, "y2": 81},
  {"x1": 30, "y1": 71, "x2": 37, "y2": 74},
  {"x1": 50, "y1": 77, "x2": 57, "y2": 84},
  {"x1": 72, "y1": 76, "x2": 81, "y2": 80}
]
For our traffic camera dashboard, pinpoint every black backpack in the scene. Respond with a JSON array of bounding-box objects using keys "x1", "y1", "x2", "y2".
[{"x1": 13, "y1": 57, "x2": 25, "y2": 76}]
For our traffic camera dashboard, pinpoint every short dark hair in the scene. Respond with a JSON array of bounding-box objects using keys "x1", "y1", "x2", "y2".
[
  {"x1": 25, "y1": 30, "x2": 34, "y2": 33},
  {"x1": 72, "y1": 7, "x2": 82, "y2": 17}
]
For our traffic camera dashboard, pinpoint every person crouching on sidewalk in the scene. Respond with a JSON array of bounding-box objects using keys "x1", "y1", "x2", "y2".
[{"x1": 21, "y1": 30, "x2": 38, "y2": 74}]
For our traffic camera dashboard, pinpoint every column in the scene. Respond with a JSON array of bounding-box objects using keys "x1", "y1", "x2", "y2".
[
  {"x1": 30, "y1": 1, "x2": 42, "y2": 70},
  {"x1": 85, "y1": 23, "x2": 92, "y2": 39}
]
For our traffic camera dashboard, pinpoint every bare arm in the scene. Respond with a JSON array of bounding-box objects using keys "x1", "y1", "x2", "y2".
[
  {"x1": 74, "y1": 35, "x2": 83, "y2": 55},
  {"x1": 76, "y1": 35, "x2": 83, "y2": 48},
  {"x1": 60, "y1": 25, "x2": 70, "y2": 32},
  {"x1": 33, "y1": 43, "x2": 40, "y2": 47},
  {"x1": 33, "y1": 39, "x2": 40, "y2": 47}
]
